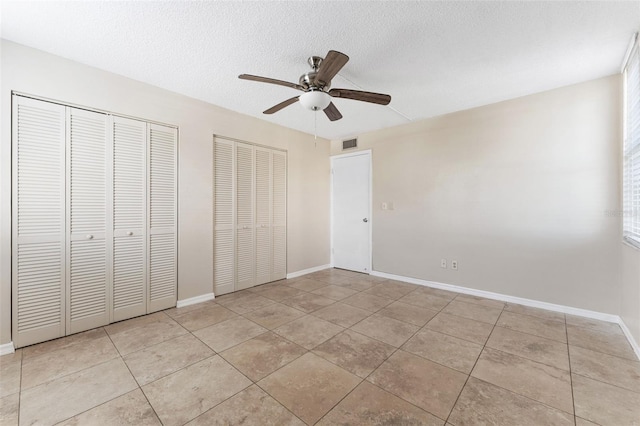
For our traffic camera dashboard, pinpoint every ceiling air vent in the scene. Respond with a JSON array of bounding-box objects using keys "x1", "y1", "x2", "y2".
[{"x1": 342, "y1": 138, "x2": 358, "y2": 150}]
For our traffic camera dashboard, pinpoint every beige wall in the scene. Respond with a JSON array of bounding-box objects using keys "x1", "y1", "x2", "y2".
[
  {"x1": 0, "y1": 40, "x2": 331, "y2": 345},
  {"x1": 332, "y1": 75, "x2": 624, "y2": 316}
]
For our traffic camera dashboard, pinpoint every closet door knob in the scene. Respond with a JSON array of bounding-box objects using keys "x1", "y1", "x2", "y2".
[
  {"x1": 127, "y1": 231, "x2": 133, "y2": 236},
  {"x1": 86, "y1": 234, "x2": 94, "y2": 240}
]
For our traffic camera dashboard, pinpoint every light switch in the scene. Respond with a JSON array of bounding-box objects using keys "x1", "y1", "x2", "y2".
[{"x1": 381, "y1": 202, "x2": 388, "y2": 210}]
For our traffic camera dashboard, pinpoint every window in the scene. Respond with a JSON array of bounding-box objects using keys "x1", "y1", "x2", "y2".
[{"x1": 624, "y1": 36, "x2": 640, "y2": 247}]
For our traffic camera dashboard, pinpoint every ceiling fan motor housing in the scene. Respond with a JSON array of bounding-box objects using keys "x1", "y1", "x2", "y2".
[
  {"x1": 300, "y1": 71, "x2": 332, "y2": 91},
  {"x1": 300, "y1": 56, "x2": 330, "y2": 90}
]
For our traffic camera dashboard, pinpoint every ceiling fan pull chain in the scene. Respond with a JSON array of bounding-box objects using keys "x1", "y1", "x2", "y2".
[{"x1": 314, "y1": 110, "x2": 317, "y2": 146}]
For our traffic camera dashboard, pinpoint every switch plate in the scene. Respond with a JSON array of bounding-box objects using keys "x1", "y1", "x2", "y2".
[
  {"x1": 388, "y1": 202, "x2": 394, "y2": 210},
  {"x1": 381, "y1": 202, "x2": 388, "y2": 210},
  {"x1": 441, "y1": 259, "x2": 447, "y2": 268}
]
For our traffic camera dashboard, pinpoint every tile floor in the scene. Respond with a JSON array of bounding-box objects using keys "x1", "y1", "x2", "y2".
[{"x1": 1, "y1": 268, "x2": 639, "y2": 425}]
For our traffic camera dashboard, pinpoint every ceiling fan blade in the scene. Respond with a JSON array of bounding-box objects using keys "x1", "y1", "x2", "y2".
[
  {"x1": 323, "y1": 102, "x2": 343, "y2": 121},
  {"x1": 239, "y1": 74, "x2": 305, "y2": 91},
  {"x1": 328, "y1": 88, "x2": 391, "y2": 105},
  {"x1": 314, "y1": 50, "x2": 349, "y2": 86},
  {"x1": 263, "y1": 96, "x2": 300, "y2": 114}
]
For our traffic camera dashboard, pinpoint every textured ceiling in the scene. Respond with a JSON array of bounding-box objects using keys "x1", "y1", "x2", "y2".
[{"x1": 2, "y1": 1, "x2": 639, "y2": 140}]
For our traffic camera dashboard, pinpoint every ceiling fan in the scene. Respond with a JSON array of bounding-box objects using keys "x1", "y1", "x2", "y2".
[{"x1": 238, "y1": 50, "x2": 391, "y2": 121}]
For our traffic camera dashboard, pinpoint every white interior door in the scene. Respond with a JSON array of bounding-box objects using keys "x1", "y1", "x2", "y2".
[{"x1": 331, "y1": 151, "x2": 371, "y2": 273}]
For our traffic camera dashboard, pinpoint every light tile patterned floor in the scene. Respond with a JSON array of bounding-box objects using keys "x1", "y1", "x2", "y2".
[{"x1": 1, "y1": 268, "x2": 639, "y2": 425}]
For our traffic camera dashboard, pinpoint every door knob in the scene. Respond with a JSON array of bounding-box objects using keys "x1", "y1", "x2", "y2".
[
  {"x1": 127, "y1": 231, "x2": 133, "y2": 236},
  {"x1": 86, "y1": 234, "x2": 94, "y2": 240},
  {"x1": 363, "y1": 218, "x2": 368, "y2": 223}
]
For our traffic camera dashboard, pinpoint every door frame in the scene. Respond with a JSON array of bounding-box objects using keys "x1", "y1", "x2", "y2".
[{"x1": 330, "y1": 149, "x2": 372, "y2": 273}]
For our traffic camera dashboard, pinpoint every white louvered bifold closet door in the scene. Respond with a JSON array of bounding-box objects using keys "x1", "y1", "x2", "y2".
[
  {"x1": 235, "y1": 143, "x2": 255, "y2": 290},
  {"x1": 66, "y1": 107, "x2": 110, "y2": 333},
  {"x1": 213, "y1": 138, "x2": 235, "y2": 295},
  {"x1": 112, "y1": 116, "x2": 147, "y2": 321},
  {"x1": 147, "y1": 124, "x2": 177, "y2": 312},
  {"x1": 255, "y1": 147, "x2": 272, "y2": 285},
  {"x1": 271, "y1": 150, "x2": 287, "y2": 281},
  {"x1": 12, "y1": 97, "x2": 66, "y2": 348}
]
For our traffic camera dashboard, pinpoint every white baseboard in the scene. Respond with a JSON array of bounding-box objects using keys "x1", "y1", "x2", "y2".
[
  {"x1": 371, "y1": 270, "x2": 640, "y2": 360},
  {"x1": 176, "y1": 292, "x2": 215, "y2": 308},
  {"x1": 0, "y1": 342, "x2": 15, "y2": 356},
  {"x1": 287, "y1": 264, "x2": 331, "y2": 279},
  {"x1": 618, "y1": 319, "x2": 640, "y2": 360}
]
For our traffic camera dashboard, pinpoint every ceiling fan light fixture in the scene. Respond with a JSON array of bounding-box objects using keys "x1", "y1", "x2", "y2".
[{"x1": 299, "y1": 91, "x2": 331, "y2": 111}]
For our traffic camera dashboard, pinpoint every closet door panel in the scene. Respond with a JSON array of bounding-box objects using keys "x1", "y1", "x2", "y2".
[
  {"x1": 113, "y1": 235, "x2": 145, "y2": 318},
  {"x1": 149, "y1": 233, "x2": 176, "y2": 305},
  {"x1": 213, "y1": 139, "x2": 235, "y2": 295},
  {"x1": 255, "y1": 147, "x2": 271, "y2": 286},
  {"x1": 112, "y1": 116, "x2": 147, "y2": 321},
  {"x1": 12, "y1": 96, "x2": 66, "y2": 348},
  {"x1": 272, "y1": 150, "x2": 287, "y2": 281},
  {"x1": 148, "y1": 124, "x2": 177, "y2": 312},
  {"x1": 235, "y1": 143, "x2": 255, "y2": 290},
  {"x1": 67, "y1": 108, "x2": 110, "y2": 333}
]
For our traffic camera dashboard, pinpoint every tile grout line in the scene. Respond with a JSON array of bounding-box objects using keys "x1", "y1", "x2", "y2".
[
  {"x1": 496, "y1": 309, "x2": 636, "y2": 362},
  {"x1": 231, "y1": 300, "x2": 323, "y2": 426},
  {"x1": 443, "y1": 308, "x2": 585, "y2": 421},
  {"x1": 492, "y1": 311, "x2": 568, "y2": 344},
  {"x1": 570, "y1": 371, "x2": 640, "y2": 396},
  {"x1": 444, "y1": 302, "x2": 505, "y2": 424},
  {"x1": 17, "y1": 349, "x2": 22, "y2": 426},
  {"x1": 46, "y1": 326, "x2": 166, "y2": 425},
  {"x1": 316, "y1": 286, "x2": 461, "y2": 424},
  {"x1": 311, "y1": 377, "x2": 366, "y2": 425},
  {"x1": 565, "y1": 340, "x2": 639, "y2": 363},
  {"x1": 123, "y1": 308, "x2": 282, "y2": 425},
  {"x1": 192, "y1": 352, "x2": 310, "y2": 426},
  {"x1": 133, "y1": 305, "x2": 278, "y2": 425},
  {"x1": 446, "y1": 322, "x2": 579, "y2": 417},
  {"x1": 229, "y1": 288, "x2": 358, "y2": 426},
  {"x1": 103, "y1": 324, "x2": 165, "y2": 426},
  {"x1": 233, "y1": 273, "x2": 397, "y2": 424},
  {"x1": 19, "y1": 344, "x2": 121, "y2": 393},
  {"x1": 252, "y1": 376, "x2": 316, "y2": 425},
  {"x1": 308, "y1": 278, "x2": 397, "y2": 424},
  {"x1": 565, "y1": 313, "x2": 577, "y2": 426}
]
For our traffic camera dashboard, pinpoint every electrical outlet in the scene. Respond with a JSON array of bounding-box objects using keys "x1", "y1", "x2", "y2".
[
  {"x1": 441, "y1": 259, "x2": 447, "y2": 268},
  {"x1": 451, "y1": 260, "x2": 458, "y2": 270}
]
